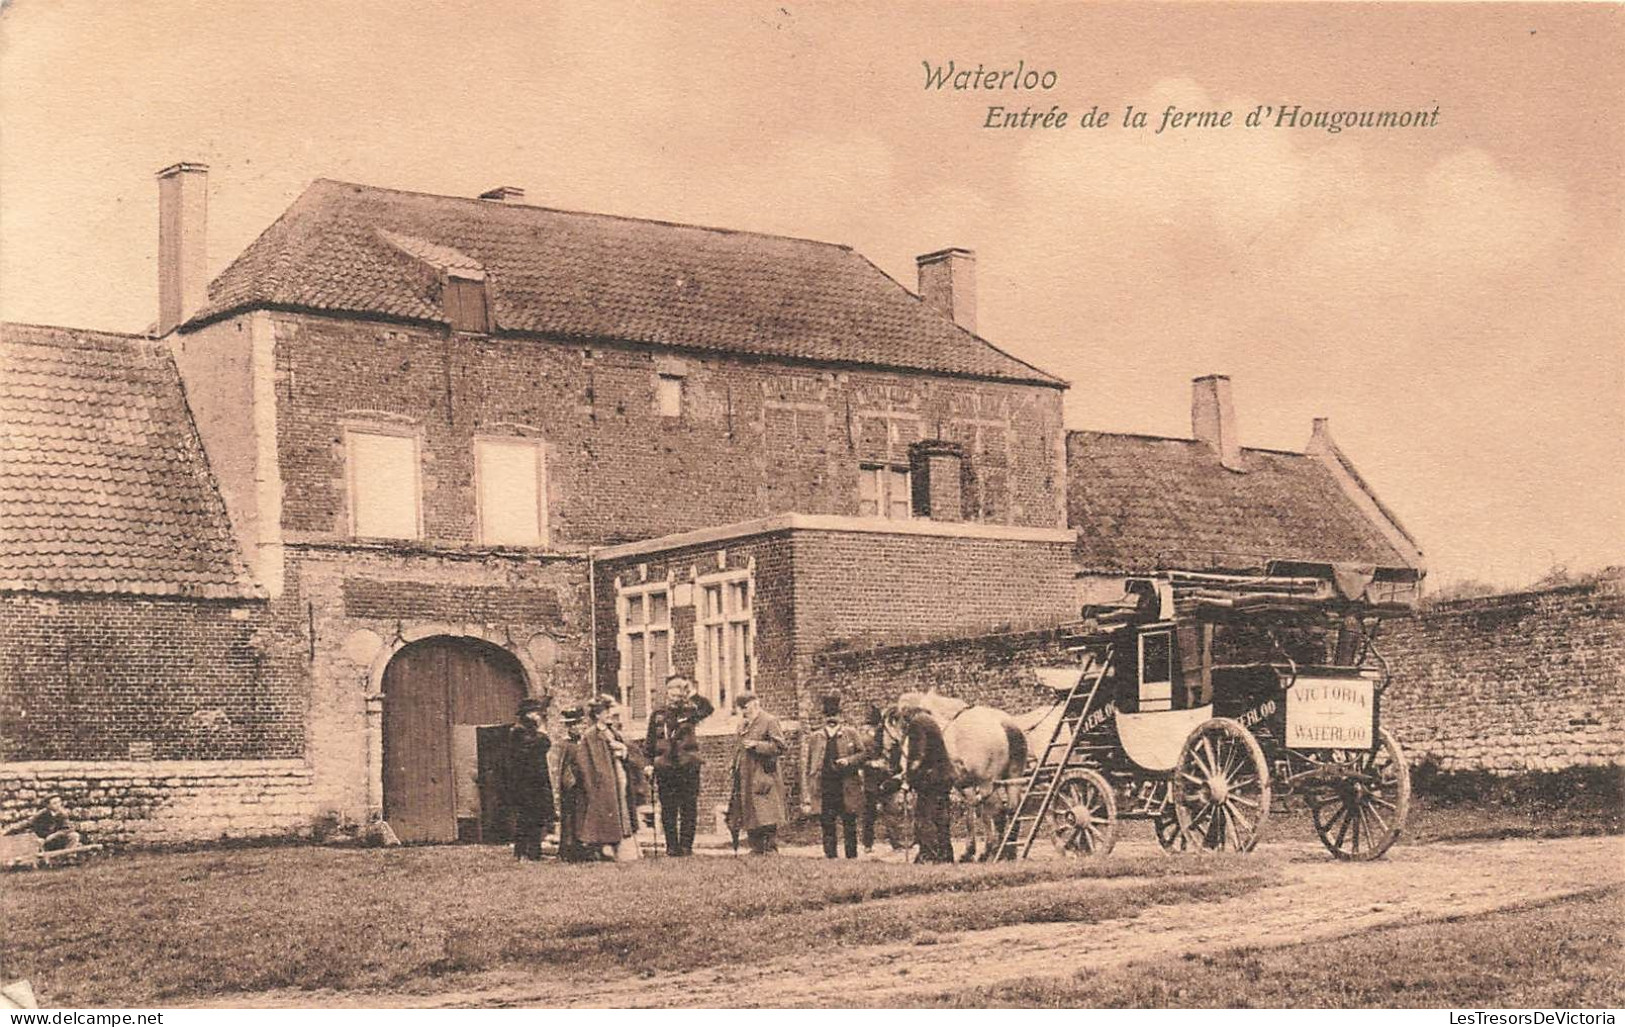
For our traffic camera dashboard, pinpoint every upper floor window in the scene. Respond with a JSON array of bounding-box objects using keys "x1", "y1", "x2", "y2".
[
  {"x1": 697, "y1": 571, "x2": 753, "y2": 714},
  {"x1": 858, "y1": 464, "x2": 912, "y2": 519},
  {"x1": 346, "y1": 429, "x2": 420, "y2": 539},
  {"x1": 656, "y1": 374, "x2": 684, "y2": 418},
  {"x1": 618, "y1": 583, "x2": 671, "y2": 723},
  {"x1": 475, "y1": 437, "x2": 547, "y2": 546},
  {"x1": 444, "y1": 275, "x2": 489, "y2": 333}
]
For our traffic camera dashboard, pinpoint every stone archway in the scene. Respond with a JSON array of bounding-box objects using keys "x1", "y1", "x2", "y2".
[{"x1": 380, "y1": 635, "x2": 527, "y2": 843}]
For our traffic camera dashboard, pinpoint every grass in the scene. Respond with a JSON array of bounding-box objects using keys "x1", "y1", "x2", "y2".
[
  {"x1": 922, "y1": 885, "x2": 1625, "y2": 1008},
  {"x1": 0, "y1": 845, "x2": 1270, "y2": 1006}
]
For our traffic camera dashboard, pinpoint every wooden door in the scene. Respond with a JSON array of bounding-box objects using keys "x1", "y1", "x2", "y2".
[{"x1": 382, "y1": 637, "x2": 527, "y2": 843}]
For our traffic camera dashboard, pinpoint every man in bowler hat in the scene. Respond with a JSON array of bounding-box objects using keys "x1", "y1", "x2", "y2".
[
  {"x1": 804, "y1": 694, "x2": 868, "y2": 859},
  {"x1": 503, "y1": 696, "x2": 555, "y2": 861}
]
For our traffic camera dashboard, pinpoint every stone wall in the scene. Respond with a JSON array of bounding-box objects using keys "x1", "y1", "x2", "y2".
[
  {"x1": 1380, "y1": 579, "x2": 1625, "y2": 772},
  {"x1": 0, "y1": 759, "x2": 315, "y2": 847},
  {"x1": 800, "y1": 577, "x2": 1625, "y2": 777},
  {"x1": 809, "y1": 626, "x2": 1073, "y2": 721}
]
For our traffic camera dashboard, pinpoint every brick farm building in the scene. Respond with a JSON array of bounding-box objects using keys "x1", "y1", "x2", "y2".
[{"x1": 3, "y1": 166, "x2": 1443, "y2": 845}]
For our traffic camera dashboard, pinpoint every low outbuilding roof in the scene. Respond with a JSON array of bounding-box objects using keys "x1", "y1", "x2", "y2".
[
  {"x1": 1067, "y1": 430, "x2": 1417, "y2": 575},
  {"x1": 0, "y1": 323, "x2": 250, "y2": 598}
]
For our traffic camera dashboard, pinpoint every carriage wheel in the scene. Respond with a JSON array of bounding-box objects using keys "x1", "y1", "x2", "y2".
[
  {"x1": 1172, "y1": 718, "x2": 1271, "y2": 853},
  {"x1": 1047, "y1": 769, "x2": 1117, "y2": 858},
  {"x1": 1306, "y1": 727, "x2": 1411, "y2": 861},
  {"x1": 1152, "y1": 809, "x2": 1189, "y2": 853}
]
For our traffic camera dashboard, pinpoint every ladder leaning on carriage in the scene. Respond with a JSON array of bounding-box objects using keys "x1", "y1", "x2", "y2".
[{"x1": 994, "y1": 560, "x2": 1420, "y2": 863}]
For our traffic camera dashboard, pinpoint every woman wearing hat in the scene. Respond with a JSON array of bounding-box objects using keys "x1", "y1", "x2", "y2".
[
  {"x1": 803, "y1": 694, "x2": 867, "y2": 859},
  {"x1": 726, "y1": 691, "x2": 787, "y2": 854},
  {"x1": 503, "y1": 697, "x2": 555, "y2": 861}
]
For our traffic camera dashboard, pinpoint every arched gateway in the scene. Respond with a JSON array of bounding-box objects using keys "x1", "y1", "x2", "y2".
[{"x1": 381, "y1": 636, "x2": 528, "y2": 843}]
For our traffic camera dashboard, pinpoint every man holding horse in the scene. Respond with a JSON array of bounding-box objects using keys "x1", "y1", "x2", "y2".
[
  {"x1": 899, "y1": 707, "x2": 955, "y2": 863},
  {"x1": 803, "y1": 694, "x2": 867, "y2": 859}
]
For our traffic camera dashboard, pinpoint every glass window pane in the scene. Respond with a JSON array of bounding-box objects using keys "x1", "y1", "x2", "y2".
[
  {"x1": 1142, "y1": 631, "x2": 1172, "y2": 684},
  {"x1": 350, "y1": 432, "x2": 418, "y2": 539},
  {"x1": 626, "y1": 594, "x2": 644, "y2": 627},
  {"x1": 888, "y1": 469, "x2": 912, "y2": 519},
  {"x1": 476, "y1": 439, "x2": 543, "y2": 546},
  {"x1": 652, "y1": 631, "x2": 670, "y2": 691},
  {"x1": 858, "y1": 466, "x2": 880, "y2": 517},
  {"x1": 628, "y1": 635, "x2": 646, "y2": 693},
  {"x1": 650, "y1": 591, "x2": 670, "y2": 626}
]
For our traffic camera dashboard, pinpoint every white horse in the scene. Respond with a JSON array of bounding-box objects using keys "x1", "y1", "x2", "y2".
[{"x1": 887, "y1": 691, "x2": 1029, "y2": 862}]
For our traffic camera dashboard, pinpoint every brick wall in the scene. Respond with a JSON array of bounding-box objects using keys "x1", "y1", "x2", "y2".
[
  {"x1": 1380, "y1": 579, "x2": 1625, "y2": 772},
  {"x1": 0, "y1": 594, "x2": 302, "y2": 762},
  {"x1": 268, "y1": 312, "x2": 1066, "y2": 549}
]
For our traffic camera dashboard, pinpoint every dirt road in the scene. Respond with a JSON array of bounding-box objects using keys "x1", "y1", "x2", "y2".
[{"x1": 223, "y1": 834, "x2": 1625, "y2": 1008}]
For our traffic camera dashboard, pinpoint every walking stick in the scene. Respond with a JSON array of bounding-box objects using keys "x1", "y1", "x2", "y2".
[{"x1": 649, "y1": 769, "x2": 662, "y2": 857}]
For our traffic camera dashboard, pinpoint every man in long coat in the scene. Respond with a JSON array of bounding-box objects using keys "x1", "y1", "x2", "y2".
[
  {"x1": 727, "y1": 691, "x2": 786, "y2": 854},
  {"x1": 568, "y1": 697, "x2": 630, "y2": 858},
  {"x1": 502, "y1": 697, "x2": 555, "y2": 861},
  {"x1": 554, "y1": 707, "x2": 589, "y2": 861},
  {"x1": 803, "y1": 694, "x2": 867, "y2": 859},
  {"x1": 902, "y1": 706, "x2": 955, "y2": 863}
]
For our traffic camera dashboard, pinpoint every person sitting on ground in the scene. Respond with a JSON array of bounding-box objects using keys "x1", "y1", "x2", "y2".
[{"x1": 4, "y1": 794, "x2": 81, "y2": 852}]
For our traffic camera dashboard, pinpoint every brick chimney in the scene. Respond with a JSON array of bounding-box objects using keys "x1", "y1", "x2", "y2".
[
  {"x1": 156, "y1": 162, "x2": 210, "y2": 336},
  {"x1": 916, "y1": 248, "x2": 976, "y2": 333},
  {"x1": 1192, "y1": 374, "x2": 1245, "y2": 472},
  {"x1": 479, "y1": 185, "x2": 526, "y2": 203}
]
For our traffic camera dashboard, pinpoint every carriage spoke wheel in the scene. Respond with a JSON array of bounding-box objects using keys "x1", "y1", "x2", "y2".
[
  {"x1": 1152, "y1": 808, "x2": 1189, "y2": 853},
  {"x1": 1172, "y1": 718, "x2": 1271, "y2": 853},
  {"x1": 1047, "y1": 769, "x2": 1117, "y2": 858},
  {"x1": 1306, "y1": 727, "x2": 1411, "y2": 861}
]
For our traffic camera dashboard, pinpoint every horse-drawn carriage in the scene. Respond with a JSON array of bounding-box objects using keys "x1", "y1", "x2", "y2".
[{"x1": 996, "y1": 562, "x2": 1420, "y2": 862}]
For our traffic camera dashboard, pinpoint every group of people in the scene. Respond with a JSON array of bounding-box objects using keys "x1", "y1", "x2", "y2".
[
  {"x1": 501, "y1": 692, "x2": 648, "y2": 862},
  {"x1": 501, "y1": 675, "x2": 958, "y2": 863}
]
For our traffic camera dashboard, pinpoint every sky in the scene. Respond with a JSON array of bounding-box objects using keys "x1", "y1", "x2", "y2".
[{"x1": 1, "y1": 1, "x2": 1620, "y2": 591}]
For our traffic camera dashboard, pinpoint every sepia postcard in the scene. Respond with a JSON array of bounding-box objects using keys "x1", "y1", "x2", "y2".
[{"x1": 1, "y1": 0, "x2": 1620, "y2": 1014}]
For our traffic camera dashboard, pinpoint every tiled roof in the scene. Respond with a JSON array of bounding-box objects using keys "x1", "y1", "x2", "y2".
[
  {"x1": 189, "y1": 179, "x2": 1063, "y2": 386},
  {"x1": 1067, "y1": 431, "x2": 1414, "y2": 574},
  {"x1": 0, "y1": 323, "x2": 250, "y2": 597}
]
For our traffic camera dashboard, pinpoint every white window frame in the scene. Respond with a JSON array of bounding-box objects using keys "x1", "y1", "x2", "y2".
[
  {"x1": 473, "y1": 435, "x2": 549, "y2": 547},
  {"x1": 344, "y1": 427, "x2": 422, "y2": 540},
  {"x1": 695, "y1": 568, "x2": 754, "y2": 716},
  {"x1": 617, "y1": 580, "x2": 673, "y2": 724},
  {"x1": 858, "y1": 463, "x2": 913, "y2": 520}
]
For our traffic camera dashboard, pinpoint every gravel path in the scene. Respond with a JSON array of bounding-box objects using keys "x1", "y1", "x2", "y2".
[{"x1": 209, "y1": 834, "x2": 1625, "y2": 1008}]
